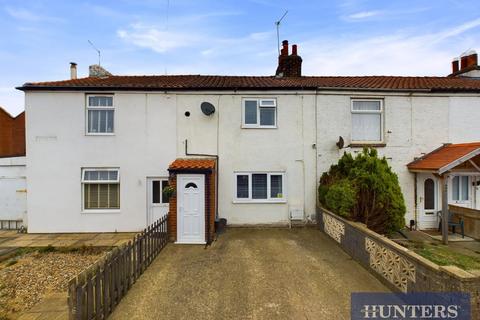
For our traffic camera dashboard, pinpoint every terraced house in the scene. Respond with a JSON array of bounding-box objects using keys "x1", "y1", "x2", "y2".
[{"x1": 16, "y1": 41, "x2": 480, "y2": 244}]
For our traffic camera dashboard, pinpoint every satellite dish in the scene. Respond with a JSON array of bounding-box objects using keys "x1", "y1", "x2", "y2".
[
  {"x1": 336, "y1": 136, "x2": 344, "y2": 149},
  {"x1": 201, "y1": 102, "x2": 215, "y2": 116}
]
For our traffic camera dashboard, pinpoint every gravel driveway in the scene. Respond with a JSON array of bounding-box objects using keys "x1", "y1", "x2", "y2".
[{"x1": 110, "y1": 228, "x2": 389, "y2": 320}]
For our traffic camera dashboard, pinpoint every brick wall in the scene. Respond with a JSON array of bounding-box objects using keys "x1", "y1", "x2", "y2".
[{"x1": 0, "y1": 108, "x2": 25, "y2": 157}]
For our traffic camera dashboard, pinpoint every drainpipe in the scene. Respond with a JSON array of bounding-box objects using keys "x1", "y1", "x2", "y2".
[
  {"x1": 184, "y1": 139, "x2": 218, "y2": 246},
  {"x1": 413, "y1": 172, "x2": 417, "y2": 230}
]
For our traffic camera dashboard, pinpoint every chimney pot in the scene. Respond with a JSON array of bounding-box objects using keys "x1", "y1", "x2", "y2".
[
  {"x1": 452, "y1": 58, "x2": 459, "y2": 73},
  {"x1": 460, "y1": 54, "x2": 469, "y2": 69},
  {"x1": 466, "y1": 51, "x2": 478, "y2": 68},
  {"x1": 281, "y1": 40, "x2": 289, "y2": 56},
  {"x1": 70, "y1": 62, "x2": 77, "y2": 80},
  {"x1": 292, "y1": 44, "x2": 298, "y2": 55}
]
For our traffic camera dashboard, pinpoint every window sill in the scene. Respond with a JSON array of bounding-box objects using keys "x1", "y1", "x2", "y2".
[
  {"x1": 348, "y1": 143, "x2": 386, "y2": 148},
  {"x1": 86, "y1": 133, "x2": 115, "y2": 136},
  {"x1": 241, "y1": 125, "x2": 277, "y2": 129},
  {"x1": 233, "y1": 199, "x2": 287, "y2": 204},
  {"x1": 82, "y1": 209, "x2": 121, "y2": 214},
  {"x1": 151, "y1": 204, "x2": 169, "y2": 207}
]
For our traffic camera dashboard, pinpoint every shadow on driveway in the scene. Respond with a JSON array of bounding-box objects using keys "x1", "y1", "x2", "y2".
[{"x1": 110, "y1": 228, "x2": 389, "y2": 320}]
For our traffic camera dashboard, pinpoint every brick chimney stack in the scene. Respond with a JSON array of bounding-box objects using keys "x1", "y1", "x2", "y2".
[
  {"x1": 276, "y1": 40, "x2": 302, "y2": 77},
  {"x1": 451, "y1": 50, "x2": 478, "y2": 76}
]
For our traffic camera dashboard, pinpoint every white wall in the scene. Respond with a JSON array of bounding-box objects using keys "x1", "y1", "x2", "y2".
[
  {"x1": 26, "y1": 92, "x2": 177, "y2": 232},
  {"x1": 175, "y1": 93, "x2": 317, "y2": 224},
  {"x1": 0, "y1": 156, "x2": 26, "y2": 224},
  {"x1": 25, "y1": 89, "x2": 480, "y2": 232}
]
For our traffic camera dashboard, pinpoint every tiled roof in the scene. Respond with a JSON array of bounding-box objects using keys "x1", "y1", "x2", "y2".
[
  {"x1": 17, "y1": 75, "x2": 480, "y2": 92},
  {"x1": 407, "y1": 142, "x2": 480, "y2": 171},
  {"x1": 169, "y1": 158, "x2": 216, "y2": 171}
]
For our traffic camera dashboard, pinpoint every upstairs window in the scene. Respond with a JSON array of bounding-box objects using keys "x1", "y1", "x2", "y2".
[
  {"x1": 242, "y1": 98, "x2": 277, "y2": 128},
  {"x1": 87, "y1": 95, "x2": 114, "y2": 134},
  {"x1": 234, "y1": 172, "x2": 285, "y2": 202},
  {"x1": 82, "y1": 168, "x2": 120, "y2": 210},
  {"x1": 351, "y1": 99, "x2": 383, "y2": 143}
]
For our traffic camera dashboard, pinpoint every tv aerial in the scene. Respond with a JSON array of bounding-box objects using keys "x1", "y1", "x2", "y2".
[
  {"x1": 88, "y1": 40, "x2": 101, "y2": 65},
  {"x1": 275, "y1": 10, "x2": 288, "y2": 56}
]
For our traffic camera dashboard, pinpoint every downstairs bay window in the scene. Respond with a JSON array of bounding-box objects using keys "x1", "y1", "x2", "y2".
[
  {"x1": 234, "y1": 172, "x2": 285, "y2": 202},
  {"x1": 82, "y1": 168, "x2": 120, "y2": 211}
]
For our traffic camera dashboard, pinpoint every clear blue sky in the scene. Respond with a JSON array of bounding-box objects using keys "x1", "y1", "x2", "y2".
[{"x1": 1, "y1": 0, "x2": 480, "y2": 115}]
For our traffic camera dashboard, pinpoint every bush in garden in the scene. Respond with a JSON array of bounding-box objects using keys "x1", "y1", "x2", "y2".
[{"x1": 319, "y1": 148, "x2": 406, "y2": 235}]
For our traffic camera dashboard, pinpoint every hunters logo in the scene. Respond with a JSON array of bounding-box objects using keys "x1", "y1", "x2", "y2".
[{"x1": 351, "y1": 292, "x2": 470, "y2": 320}]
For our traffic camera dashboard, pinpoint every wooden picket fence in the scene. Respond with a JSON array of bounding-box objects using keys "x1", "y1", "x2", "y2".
[{"x1": 68, "y1": 215, "x2": 169, "y2": 319}]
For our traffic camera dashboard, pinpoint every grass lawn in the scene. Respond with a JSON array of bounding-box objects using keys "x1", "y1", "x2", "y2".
[{"x1": 412, "y1": 243, "x2": 480, "y2": 271}]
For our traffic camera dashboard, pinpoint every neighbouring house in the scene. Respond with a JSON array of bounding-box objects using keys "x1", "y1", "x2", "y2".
[
  {"x1": 15, "y1": 41, "x2": 480, "y2": 244},
  {"x1": 0, "y1": 107, "x2": 26, "y2": 229}
]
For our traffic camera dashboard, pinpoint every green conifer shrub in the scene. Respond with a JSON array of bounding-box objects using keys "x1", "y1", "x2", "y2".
[{"x1": 319, "y1": 148, "x2": 406, "y2": 234}]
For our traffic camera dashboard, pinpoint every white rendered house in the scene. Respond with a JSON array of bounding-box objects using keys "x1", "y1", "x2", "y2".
[{"x1": 17, "y1": 42, "x2": 480, "y2": 240}]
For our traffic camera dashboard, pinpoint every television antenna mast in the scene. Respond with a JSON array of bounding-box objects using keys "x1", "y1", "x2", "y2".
[
  {"x1": 275, "y1": 10, "x2": 288, "y2": 56},
  {"x1": 88, "y1": 40, "x2": 101, "y2": 65}
]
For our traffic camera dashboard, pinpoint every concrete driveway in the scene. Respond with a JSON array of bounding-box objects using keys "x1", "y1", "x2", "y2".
[{"x1": 110, "y1": 228, "x2": 389, "y2": 320}]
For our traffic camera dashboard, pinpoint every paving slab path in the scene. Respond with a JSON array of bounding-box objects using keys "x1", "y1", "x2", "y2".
[{"x1": 110, "y1": 228, "x2": 389, "y2": 320}]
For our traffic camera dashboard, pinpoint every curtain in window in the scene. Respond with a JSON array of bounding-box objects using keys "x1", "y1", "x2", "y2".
[
  {"x1": 352, "y1": 113, "x2": 381, "y2": 141},
  {"x1": 352, "y1": 101, "x2": 381, "y2": 111},
  {"x1": 236, "y1": 175, "x2": 249, "y2": 198},
  {"x1": 84, "y1": 184, "x2": 120, "y2": 209},
  {"x1": 424, "y1": 179, "x2": 435, "y2": 210},
  {"x1": 88, "y1": 110, "x2": 114, "y2": 133},
  {"x1": 270, "y1": 175, "x2": 282, "y2": 198},
  {"x1": 252, "y1": 174, "x2": 267, "y2": 199},
  {"x1": 244, "y1": 101, "x2": 258, "y2": 124}
]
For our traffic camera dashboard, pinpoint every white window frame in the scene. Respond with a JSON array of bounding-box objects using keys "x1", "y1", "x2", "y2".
[
  {"x1": 241, "y1": 98, "x2": 277, "y2": 129},
  {"x1": 233, "y1": 172, "x2": 286, "y2": 203},
  {"x1": 350, "y1": 99, "x2": 384, "y2": 144},
  {"x1": 86, "y1": 94, "x2": 115, "y2": 136},
  {"x1": 151, "y1": 178, "x2": 170, "y2": 207},
  {"x1": 81, "y1": 168, "x2": 120, "y2": 213}
]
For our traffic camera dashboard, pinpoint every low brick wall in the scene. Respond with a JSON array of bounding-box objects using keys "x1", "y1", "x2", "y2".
[{"x1": 317, "y1": 207, "x2": 480, "y2": 318}]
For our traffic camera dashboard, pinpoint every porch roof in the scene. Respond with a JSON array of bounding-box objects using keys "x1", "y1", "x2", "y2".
[
  {"x1": 168, "y1": 158, "x2": 216, "y2": 171},
  {"x1": 407, "y1": 142, "x2": 480, "y2": 174}
]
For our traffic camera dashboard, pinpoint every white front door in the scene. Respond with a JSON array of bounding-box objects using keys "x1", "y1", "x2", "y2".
[
  {"x1": 147, "y1": 177, "x2": 169, "y2": 225},
  {"x1": 177, "y1": 174, "x2": 205, "y2": 244},
  {"x1": 418, "y1": 174, "x2": 438, "y2": 229}
]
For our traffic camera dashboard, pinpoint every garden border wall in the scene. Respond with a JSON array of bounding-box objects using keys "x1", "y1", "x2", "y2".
[{"x1": 317, "y1": 207, "x2": 480, "y2": 318}]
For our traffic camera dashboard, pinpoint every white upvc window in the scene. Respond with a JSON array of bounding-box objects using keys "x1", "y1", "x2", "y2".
[
  {"x1": 452, "y1": 175, "x2": 469, "y2": 201},
  {"x1": 86, "y1": 95, "x2": 114, "y2": 135},
  {"x1": 351, "y1": 99, "x2": 383, "y2": 143},
  {"x1": 242, "y1": 98, "x2": 277, "y2": 128},
  {"x1": 82, "y1": 168, "x2": 120, "y2": 211},
  {"x1": 234, "y1": 172, "x2": 285, "y2": 202}
]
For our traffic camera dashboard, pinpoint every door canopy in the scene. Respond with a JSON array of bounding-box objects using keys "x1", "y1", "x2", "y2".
[{"x1": 407, "y1": 142, "x2": 480, "y2": 175}]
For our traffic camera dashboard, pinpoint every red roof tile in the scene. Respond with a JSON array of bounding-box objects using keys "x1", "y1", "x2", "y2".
[
  {"x1": 16, "y1": 75, "x2": 480, "y2": 93},
  {"x1": 169, "y1": 158, "x2": 216, "y2": 171},
  {"x1": 407, "y1": 142, "x2": 480, "y2": 171}
]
